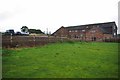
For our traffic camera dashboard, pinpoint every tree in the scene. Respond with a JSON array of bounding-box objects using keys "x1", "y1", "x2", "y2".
[
  {"x1": 28, "y1": 29, "x2": 44, "y2": 34},
  {"x1": 21, "y1": 26, "x2": 29, "y2": 33},
  {"x1": 35, "y1": 29, "x2": 43, "y2": 34}
]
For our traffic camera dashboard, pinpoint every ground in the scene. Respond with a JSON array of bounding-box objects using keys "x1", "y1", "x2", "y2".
[{"x1": 2, "y1": 42, "x2": 118, "y2": 78}]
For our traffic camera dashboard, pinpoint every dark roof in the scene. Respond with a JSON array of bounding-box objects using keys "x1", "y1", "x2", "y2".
[
  {"x1": 65, "y1": 21, "x2": 117, "y2": 34},
  {"x1": 66, "y1": 21, "x2": 116, "y2": 28},
  {"x1": 52, "y1": 21, "x2": 117, "y2": 35}
]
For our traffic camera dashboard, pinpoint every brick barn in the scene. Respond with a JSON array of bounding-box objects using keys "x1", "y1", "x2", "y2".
[{"x1": 52, "y1": 22, "x2": 117, "y2": 41}]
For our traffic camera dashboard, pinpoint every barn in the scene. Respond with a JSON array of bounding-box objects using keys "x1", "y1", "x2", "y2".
[{"x1": 52, "y1": 22, "x2": 117, "y2": 41}]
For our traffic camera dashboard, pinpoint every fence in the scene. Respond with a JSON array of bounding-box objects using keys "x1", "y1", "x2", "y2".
[
  {"x1": 2, "y1": 36, "x2": 68, "y2": 48},
  {"x1": 103, "y1": 38, "x2": 120, "y2": 43},
  {"x1": 2, "y1": 36, "x2": 120, "y2": 48}
]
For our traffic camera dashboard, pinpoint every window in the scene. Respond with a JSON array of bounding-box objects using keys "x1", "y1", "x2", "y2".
[
  {"x1": 80, "y1": 34, "x2": 83, "y2": 37},
  {"x1": 69, "y1": 30, "x2": 71, "y2": 32},
  {"x1": 82, "y1": 30, "x2": 85, "y2": 32},
  {"x1": 114, "y1": 32, "x2": 116, "y2": 36},
  {"x1": 113, "y1": 26, "x2": 115, "y2": 29},
  {"x1": 75, "y1": 30, "x2": 78, "y2": 32},
  {"x1": 97, "y1": 25, "x2": 99, "y2": 27},
  {"x1": 86, "y1": 26, "x2": 89, "y2": 28},
  {"x1": 91, "y1": 30, "x2": 96, "y2": 33},
  {"x1": 72, "y1": 30, "x2": 74, "y2": 32}
]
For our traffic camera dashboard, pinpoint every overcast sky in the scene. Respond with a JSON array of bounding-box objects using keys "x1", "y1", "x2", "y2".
[{"x1": 0, "y1": 0, "x2": 119, "y2": 33}]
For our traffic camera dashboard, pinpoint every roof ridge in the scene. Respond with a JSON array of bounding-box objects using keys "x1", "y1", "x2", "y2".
[{"x1": 66, "y1": 21, "x2": 116, "y2": 28}]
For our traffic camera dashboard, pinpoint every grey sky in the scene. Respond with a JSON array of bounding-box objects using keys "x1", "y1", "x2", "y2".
[{"x1": 0, "y1": 0, "x2": 119, "y2": 33}]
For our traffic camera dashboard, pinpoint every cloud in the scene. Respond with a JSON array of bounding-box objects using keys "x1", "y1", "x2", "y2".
[
  {"x1": 0, "y1": 4, "x2": 25, "y2": 22},
  {"x1": 0, "y1": 11, "x2": 13, "y2": 21}
]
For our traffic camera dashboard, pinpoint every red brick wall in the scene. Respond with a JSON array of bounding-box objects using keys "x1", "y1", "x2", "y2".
[
  {"x1": 86, "y1": 27, "x2": 104, "y2": 41},
  {"x1": 53, "y1": 27, "x2": 68, "y2": 38},
  {"x1": 103, "y1": 34, "x2": 113, "y2": 39},
  {"x1": 68, "y1": 30, "x2": 85, "y2": 40},
  {"x1": 86, "y1": 27, "x2": 113, "y2": 41},
  {"x1": 53, "y1": 26, "x2": 113, "y2": 41}
]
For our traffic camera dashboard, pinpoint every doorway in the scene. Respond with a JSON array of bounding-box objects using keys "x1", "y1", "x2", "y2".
[{"x1": 92, "y1": 37, "x2": 96, "y2": 41}]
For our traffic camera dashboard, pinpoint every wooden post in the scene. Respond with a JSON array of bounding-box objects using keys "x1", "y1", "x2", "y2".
[
  {"x1": 10, "y1": 33, "x2": 13, "y2": 47},
  {"x1": 33, "y1": 35, "x2": 35, "y2": 47}
]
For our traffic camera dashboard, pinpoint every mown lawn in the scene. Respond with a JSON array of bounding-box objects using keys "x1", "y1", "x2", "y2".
[{"x1": 2, "y1": 42, "x2": 118, "y2": 78}]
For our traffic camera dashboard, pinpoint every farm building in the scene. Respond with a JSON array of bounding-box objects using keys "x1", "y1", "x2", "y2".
[{"x1": 52, "y1": 22, "x2": 117, "y2": 41}]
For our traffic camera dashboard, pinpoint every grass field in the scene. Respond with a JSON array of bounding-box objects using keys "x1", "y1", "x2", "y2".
[{"x1": 2, "y1": 42, "x2": 118, "y2": 78}]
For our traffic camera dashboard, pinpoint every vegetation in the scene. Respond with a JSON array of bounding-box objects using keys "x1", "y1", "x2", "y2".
[
  {"x1": 21, "y1": 26, "x2": 29, "y2": 33},
  {"x1": 29, "y1": 29, "x2": 44, "y2": 34},
  {"x1": 2, "y1": 42, "x2": 118, "y2": 78}
]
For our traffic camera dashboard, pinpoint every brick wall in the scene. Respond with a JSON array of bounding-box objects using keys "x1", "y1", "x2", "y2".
[
  {"x1": 52, "y1": 26, "x2": 114, "y2": 41},
  {"x1": 86, "y1": 27, "x2": 104, "y2": 41},
  {"x1": 53, "y1": 26, "x2": 68, "y2": 38}
]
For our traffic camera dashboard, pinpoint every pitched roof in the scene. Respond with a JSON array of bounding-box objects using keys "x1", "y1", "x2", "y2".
[
  {"x1": 65, "y1": 21, "x2": 117, "y2": 34},
  {"x1": 52, "y1": 21, "x2": 117, "y2": 35},
  {"x1": 66, "y1": 22, "x2": 116, "y2": 28}
]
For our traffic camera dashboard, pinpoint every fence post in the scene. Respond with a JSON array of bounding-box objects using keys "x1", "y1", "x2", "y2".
[
  {"x1": 48, "y1": 34, "x2": 50, "y2": 43},
  {"x1": 33, "y1": 35, "x2": 36, "y2": 47},
  {"x1": 10, "y1": 33, "x2": 13, "y2": 47}
]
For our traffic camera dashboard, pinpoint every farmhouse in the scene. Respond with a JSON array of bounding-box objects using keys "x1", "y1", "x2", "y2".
[{"x1": 52, "y1": 22, "x2": 117, "y2": 41}]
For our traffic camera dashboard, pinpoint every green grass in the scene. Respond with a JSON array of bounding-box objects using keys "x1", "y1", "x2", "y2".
[{"x1": 2, "y1": 42, "x2": 118, "y2": 78}]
